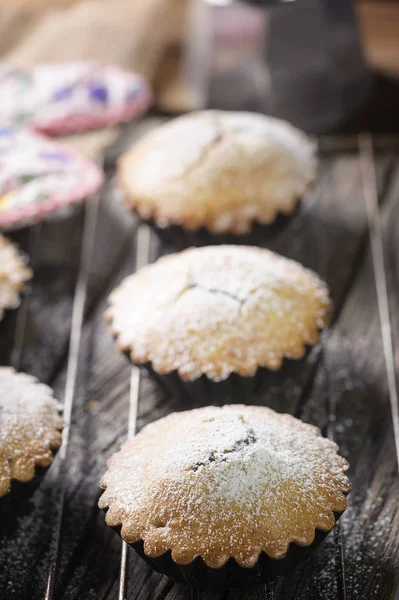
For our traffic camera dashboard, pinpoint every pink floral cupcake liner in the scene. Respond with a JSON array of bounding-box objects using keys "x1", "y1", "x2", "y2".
[
  {"x1": 0, "y1": 127, "x2": 104, "y2": 230},
  {"x1": 0, "y1": 62, "x2": 152, "y2": 135}
]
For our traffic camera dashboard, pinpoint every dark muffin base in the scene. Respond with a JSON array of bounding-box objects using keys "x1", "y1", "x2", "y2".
[
  {"x1": 143, "y1": 205, "x2": 300, "y2": 251},
  {"x1": 0, "y1": 467, "x2": 50, "y2": 537},
  {"x1": 104, "y1": 510, "x2": 343, "y2": 589},
  {"x1": 145, "y1": 364, "x2": 270, "y2": 406},
  {"x1": 129, "y1": 346, "x2": 313, "y2": 407},
  {"x1": 0, "y1": 445, "x2": 59, "y2": 511}
]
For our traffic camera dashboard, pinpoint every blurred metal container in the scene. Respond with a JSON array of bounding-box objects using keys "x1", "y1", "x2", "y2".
[{"x1": 183, "y1": 0, "x2": 371, "y2": 132}]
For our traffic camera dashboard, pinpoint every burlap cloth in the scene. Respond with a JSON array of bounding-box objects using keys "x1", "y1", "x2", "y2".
[{"x1": 0, "y1": 0, "x2": 188, "y2": 159}]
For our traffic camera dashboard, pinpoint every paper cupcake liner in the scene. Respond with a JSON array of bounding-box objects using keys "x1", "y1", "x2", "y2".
[
  {"x1": 38, "y1": 84, "x2": 152, "y2": 137},
  {"x1": 144, "y1": 364, "x2": 266, "y2": 406},
  {"x1": 0, "y1": 130, "x2": 104, "y2": 231},
  {"x1": 128, "y1": 346, "x2": 312, "y2": 407},
  {"x1": 0, "y1": 63, "x2": 152, "y2": 136},
  {"x1": 0, "y1": 470, "x2": 49, "y2": 542},
  {"x1": 143, "y1": 206, "x2": 300, "y2": 251},
  {"x1": 0, "y1": 181, "x2": 100, "y2": 231},
  {"x1": 0, "y1": 446, "x2": 60, "y2": 539},
  {"x1": 12, "y1": 195, "x2": 87, "y2": 232},
  {"x1": 104, "y1": 509, "x2": 343, "y2": 589},
  {"x1": 0, "y1": 469, "x2": 45, "y2": 507}
]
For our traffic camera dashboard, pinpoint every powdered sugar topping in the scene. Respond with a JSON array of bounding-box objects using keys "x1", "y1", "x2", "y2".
[
  {"x1": 107, "y1": 246, "x2": 331, "y2": 380},
  {"x1": 99, "y1": 405, "x2": 351, "y2": 567}
]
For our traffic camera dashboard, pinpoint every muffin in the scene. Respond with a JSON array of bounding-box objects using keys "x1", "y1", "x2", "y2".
[
  {"x1": 106, "y1": 245, "x2": 331, "y2": 403},
  {"x1": 0, "y1": 367, "x2": 63, "y2": 498},
  {"x1": 118, "y1": 110, "x2": 316, "y2": 248},
  {"x1": 99, "y1": 405, "x2": 351, "y2": 588},
  {"x1": 0, "y1": 234, "x2": 32, "y2": 321}
]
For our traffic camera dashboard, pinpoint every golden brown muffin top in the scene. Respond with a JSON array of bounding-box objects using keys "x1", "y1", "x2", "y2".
[
  {"x1": 0, "y1": 234, "x2": 32, "y2": 321},
  {"x1": 118, "y1": 111, "x2": 316, "y2": 234},
  {"x1": 99, "y1": 405, "x2": 351, "y2": 568},
  {"x1": 106, "y1": 245, "x2": 331, "y2": 381},
  {"x1": 0, "y1": 368, "x2": 63, "y2": 497}
]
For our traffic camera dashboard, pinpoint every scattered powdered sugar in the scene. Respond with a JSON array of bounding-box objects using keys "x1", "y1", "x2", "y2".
[
  {"x1": 0, "y1": 367, "x2": 63, "y2": 497},
  {"x1": 106, "y1": 246, "x2": 331, "y2": 381},
  {"x1": 99, "y1": 405, "x2": 351, "y2": 568},
  {"x1": 0, "y1": 234, "x2": 32, "y2": 320}
]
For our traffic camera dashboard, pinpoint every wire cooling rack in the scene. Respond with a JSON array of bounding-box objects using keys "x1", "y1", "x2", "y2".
[{"x1": 1, "y1": 129, "x2": 399, "y2": 600}]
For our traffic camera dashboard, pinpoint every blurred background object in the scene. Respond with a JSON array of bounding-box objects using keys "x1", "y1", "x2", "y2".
[
  {"x1": 184, "y1": 0, "x2": 371, "y2": 132},
  {"x1": 358, "y1": 1, "x2": 399, "y2": 79},
  {"x1": 1, "y1": 0, "x2": 185, "y2": 83},
  {"x1": 0, "y1": 0, "x2": 397, "y2": 126}
]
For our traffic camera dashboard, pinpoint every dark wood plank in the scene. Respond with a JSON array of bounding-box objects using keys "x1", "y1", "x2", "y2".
[
  {"x1": 51, "y1": 147, "x2": 398, "y2": 600},
  {"x1": 271, "y1": 153, "x2": 399, "y2": 600}
]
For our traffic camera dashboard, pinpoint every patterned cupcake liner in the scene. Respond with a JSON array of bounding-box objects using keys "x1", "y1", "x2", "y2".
[
  {"x1": 37, "y1": 81, "x2": 152, "y2": 137},
  {"x1": 0, "y1": 174, "x2": 102, "y2": 231},
  {"x1": 140, "y1": 205, "x2": 300, "y2": 251},
  {"x1": 104, "y1": 509, "x2": 343, "y2": 589},
  {"x1": 0, "y1": 63, "x2": 152, "y2": 136},
  {"x1": 0, "y1": 129, "x2": 104, "y2": 230}
]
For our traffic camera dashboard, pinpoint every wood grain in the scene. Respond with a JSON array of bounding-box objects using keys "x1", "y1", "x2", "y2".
[{"x1": 0, "y1": 124, "x2": 398, "y2": 599}]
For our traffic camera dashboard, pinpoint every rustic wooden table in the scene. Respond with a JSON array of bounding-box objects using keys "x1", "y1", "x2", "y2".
[{"x1": 1, "y1": 111, "x2": 399, "y2": 600}]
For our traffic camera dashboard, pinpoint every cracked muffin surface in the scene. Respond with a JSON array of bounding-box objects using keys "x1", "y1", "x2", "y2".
[
  {"x1": 106, "y1": 245, "x2": 331, "y2": 381},
  {"x1": 99, "y1": 405, "x2": 351, "y2": 568},
  {"x1": 0, "y1": 234, "x2": 32, "y2": 321},
  {"x1": 0, "y1": 367, "x2": 63, "y2": 497},
  {"x1": 118, "y1": 110, "x2": 316, "y2": 234}
]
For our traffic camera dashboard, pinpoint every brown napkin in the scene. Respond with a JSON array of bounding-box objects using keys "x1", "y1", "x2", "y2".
[
  {"x1": 4, "y1": 0, "x2": 186, "y2": 84},
  {"x1": 0, "y1": 1, "x2": 78, "y2": 8},
  {"x1": 0, "y1": 0, "x2": 187, "y2": 157}
]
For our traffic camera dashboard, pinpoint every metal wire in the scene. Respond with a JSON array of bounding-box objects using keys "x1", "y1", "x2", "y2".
[
  {"x1": 118, "y1": 224, "x2": 152, "y2": 600},
  {"x1": 326, "y1": 383, "x2": 348, "y2": 600},
  {"x1": 318, "y1": 134, "x2": 399, "y2": 154},
  {"x1": 322, "y1": 244, "x2": 348, "y2": 599},
  {"x1": 265, "y1": 585, "x2": 274, "y2": 600},
  {"x1": 359, "y1": 133, "x2": 399, "y2": 472},
  {"x1": 10, "y1": 224, "x2": 42, "y2": 370},
  {"x1": 44, "y1": 191, "x2": 101, "y2": 599}
]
